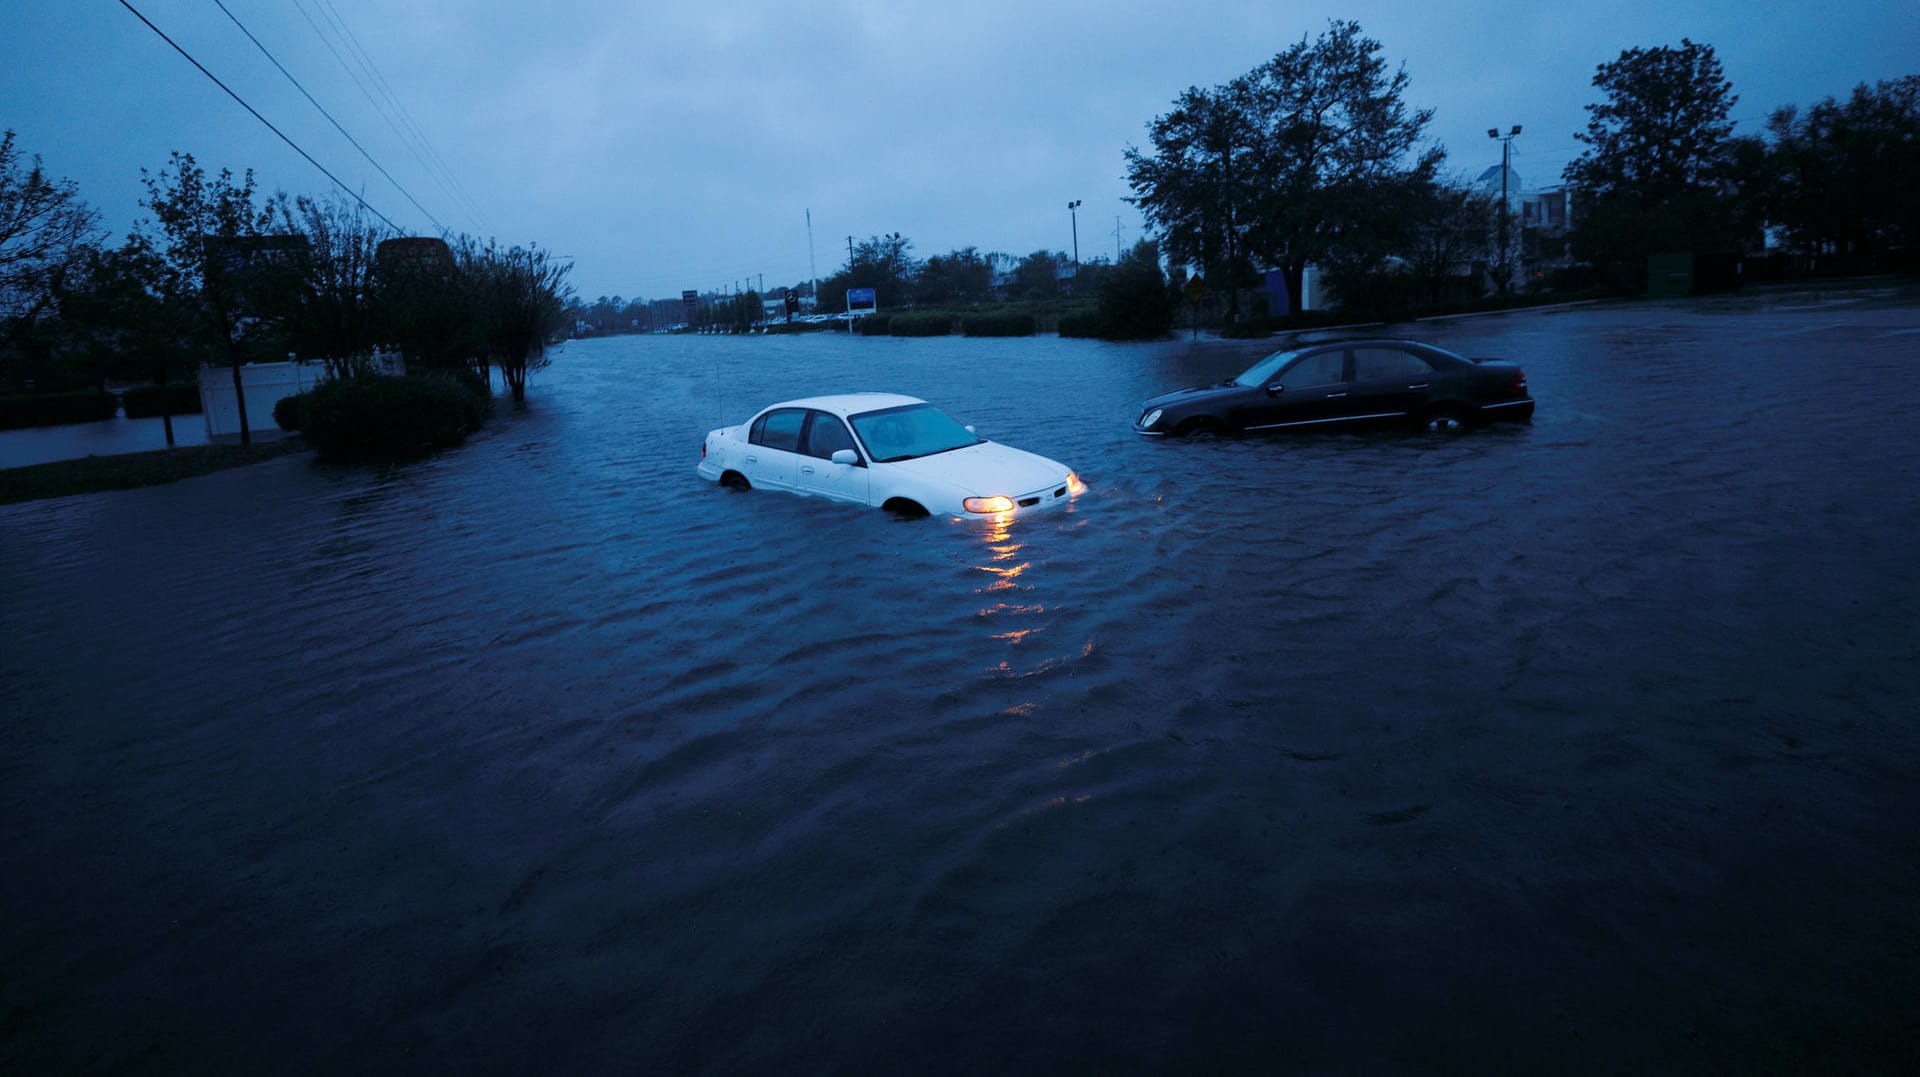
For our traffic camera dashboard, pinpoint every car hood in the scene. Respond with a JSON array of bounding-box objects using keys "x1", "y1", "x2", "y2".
[
  {"x1": 1143, "y1": 383, "x2": 1245, "y2": 409},
  {"x1": 885, "y1": 441, "x2": 1069, "y2": 495}
]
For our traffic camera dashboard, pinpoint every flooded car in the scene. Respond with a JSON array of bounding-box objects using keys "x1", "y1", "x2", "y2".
[
  {"x1": 1134, "y1": 338, "x2": 1534, "y2": 436},
  {"x1": 698, "y1": 392, "x2": 1085, "y2": 517}
]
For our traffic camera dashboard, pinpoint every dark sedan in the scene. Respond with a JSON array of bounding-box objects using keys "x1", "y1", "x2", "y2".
[{"x1": 1133, "y1": 338, "x2": 1535, "y2": 437}]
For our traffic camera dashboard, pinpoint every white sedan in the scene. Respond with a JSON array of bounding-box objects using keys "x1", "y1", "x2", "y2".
[{"x1": 696, "y1": 393, "x2": 1085, "y2": 518}]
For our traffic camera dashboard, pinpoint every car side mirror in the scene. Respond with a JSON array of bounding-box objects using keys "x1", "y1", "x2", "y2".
[
  {"x1": 964, "y1": 424, "x2": 976, "y2": 435},
  {"x1": 830, "y1": 449, "x2": 858, "y2": 466}
]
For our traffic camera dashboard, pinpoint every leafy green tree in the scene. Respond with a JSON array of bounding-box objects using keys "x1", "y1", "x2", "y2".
[
  {"x1": 1755, "y1": 76, "x2": 1919, "y2": 256},
  {"x1": 1092, "y1": 240, "x2": 1176, "y2": 340},
  {"x1": 56, "y1": 238, "x2": 198, "y2": 443},
  {"x1": 1124, "y1": 82, "x2": 1257, "y2": 313},
  {"x1": 465, "y1": 240, "x2": 572, "y2": 402},
  {"x1": 1563, "y1": 39, "x2": 1747, "y2": 277},
  {"x1": 1, "y1": 130, "x2": 102, "y2": 365},
  {"x1": 1009, "y1": 250, "x2": 1066, "y2": 300},
  {"x1": 915, "y1": 247, "x2": 993, "y2": 305},
  {"x1": 1407, "y1": 184, "x2": 1498, "y2": 304},
  {"x1": 137, "y1": 152, "x2": 279, "y2": 443},
  {"x1": 1126, "y1": 21, "x2": 1440, "y2": 315},
  {"x1": 275, "y1": 194, "x2": 390, "y2": 377}
]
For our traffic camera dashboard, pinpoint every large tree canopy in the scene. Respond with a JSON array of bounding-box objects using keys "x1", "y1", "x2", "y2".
[
  {"x1": 1563, "y1": 39, "x2": 1745, "y2": 270},
  {"x1": 1756, "y1": 75, "x2": 1920, "y2": 256},
  {"x1": 1, "y1": 130, "x2": 101, "y2": 352},
  {"x1": 1126, "y1": 20, "x2": 1441, "y2": 312}
]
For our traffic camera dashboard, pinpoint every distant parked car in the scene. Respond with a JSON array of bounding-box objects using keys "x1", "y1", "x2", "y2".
[
  {"x1": 1133, "y1": 339, "x2": 1534, "y2": 437},
  {"x1": 698, "y1": 393, "x2": 1085, "y2": 518}
]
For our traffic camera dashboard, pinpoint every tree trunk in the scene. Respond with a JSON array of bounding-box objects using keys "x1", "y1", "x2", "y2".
[{"x1": 1282, "y1": 263, "x2": 1306, "y2": 315}]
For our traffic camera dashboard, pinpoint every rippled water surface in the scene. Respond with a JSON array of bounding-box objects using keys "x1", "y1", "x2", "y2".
[{"x1": 5, "y1": 286, "x2": 1920, "y2": 1071}]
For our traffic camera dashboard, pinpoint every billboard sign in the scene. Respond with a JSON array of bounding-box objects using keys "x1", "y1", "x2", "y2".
[{"x1": 846, "y1": 286, "x2": 877, "y2": 315}]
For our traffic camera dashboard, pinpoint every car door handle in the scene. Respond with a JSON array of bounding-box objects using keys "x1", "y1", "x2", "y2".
[
  {"x1": 1325, "y1": 392, "x2": 1347, "y2": 399},
  {"x1": 744, "y1": 454, "x2": 758, "y2": 464},
  {"x1": 800, "y1": 465, "x2": 816, "y2": 476},
  {"x1": 1408, "y1": 383, "x2": 1430, "y2": 389}
]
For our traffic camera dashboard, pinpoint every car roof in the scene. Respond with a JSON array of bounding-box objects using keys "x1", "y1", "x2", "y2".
[{"x1": 761, "y1": 392, "x2": 926, "y2": 417}]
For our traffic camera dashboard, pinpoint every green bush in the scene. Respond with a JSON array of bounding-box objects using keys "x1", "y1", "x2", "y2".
[
  {"x1": 854, "y1": 313, "x2": 892, "y2": 336},
  {"x1": 889, "y1": 312, "x2": 953, "y2": 337},
  {"x1": 120, "y1": 384, "x2": 203, "y2": 418},
  {"x1": 0, "y1": 390, "x2": 120, "y2": 430},
  {"x1": 1057, "y1": 311, "x2": 1105, "y2": 338},
  {"x1": 302, "y1": 374, "x2": 487, "y2": 461},
  {"x1": 273, "y1": 388, "x2": 315, "y2": 433},
  {"x1": 962, "y1": 312, "x2": 1036, "y2": 337}
]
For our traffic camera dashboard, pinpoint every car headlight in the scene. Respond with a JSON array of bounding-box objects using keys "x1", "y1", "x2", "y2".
[
  {"x1": 1066, "y1": 472, "x2": 1086, "y2": 496},
  {"x1": 1140, "y1": 408, "x2": 1163, "y2": 428},
  {"x1": 963, "y1": 495, "x2": 1015, "y2": 514}
]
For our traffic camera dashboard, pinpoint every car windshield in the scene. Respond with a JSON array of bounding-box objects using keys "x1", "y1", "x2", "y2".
[
  {"x1": 850, "y1": 403, "x2": 981, "y2": 463},
  {"x1": 1232, "y1": 349, "x2": 1303, "y2": 387}
]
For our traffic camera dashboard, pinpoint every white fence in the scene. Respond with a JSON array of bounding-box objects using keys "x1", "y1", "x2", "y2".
[{"x1": 197, "y1": 351, "x2": 405, "y2": 439}]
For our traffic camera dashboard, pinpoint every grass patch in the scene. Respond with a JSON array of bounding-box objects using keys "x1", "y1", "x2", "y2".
[{"x1": 0, "y1": 438, "x2": 309, "y2": 505}]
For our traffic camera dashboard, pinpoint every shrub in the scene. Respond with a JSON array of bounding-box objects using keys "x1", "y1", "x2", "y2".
[
  {"x1": 962, "y1": 312, "x2": 1036, "y2": 337},
  {"x1": 888, "y1": 312, "x2": 953, "y2": 337},
  {"x1": 120, "y1": 384, "x2": 203, "y2": 418},
  {"x1": 1057, "y1": 311, "x2": 1105, "y2": 338},
  {"x1": 273, "y1": 388, "x2": 315, "y2": 432},
  {"x1": 854, "y1": 313, "x2": 892, "y2": 336},
  {"x1": 302, "y1": 374, "x2": 487, "y2": 461},
  {"x1": 0, "y1": 390, "x2": 119, "y2": 430}
]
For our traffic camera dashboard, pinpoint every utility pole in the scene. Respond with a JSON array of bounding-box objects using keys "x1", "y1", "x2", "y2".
[
  {"x1": 1067, "y1": 200, "x2": 1082, "y2": 266},
  {"x1": 1488, "y1": 125, "x2": 1521, "y2": 297},
  {"x1": 806, "y1": 209, "x2": 818, "y2": 306},
  {"x1": 1113, "y1": 215, "x2": 1125, "y2": 260}
]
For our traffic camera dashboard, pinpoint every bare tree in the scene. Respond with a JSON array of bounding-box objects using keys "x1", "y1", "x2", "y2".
[{"x1": 1, "y1": 130, "x2": 102, "y2": 354}]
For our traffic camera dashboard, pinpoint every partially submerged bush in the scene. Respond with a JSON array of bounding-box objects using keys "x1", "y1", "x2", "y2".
[
  {"x1": 962, "y1": 312, "x2": 1036, "y2": 337},
  {"x1": 854, "y1": 313, "x2": 892, "y2": 336},
  {"x1": 888, "y1": 312, "x2": 953, "y2": 337},
  {"x1": 302, "y1": 374, "x2": 488, "y2": 461}
]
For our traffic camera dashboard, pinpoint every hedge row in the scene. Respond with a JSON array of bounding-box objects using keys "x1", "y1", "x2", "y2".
[
  {"x1": 281, "y1": 372, "x2": 491, "y2": 462},
  {"x1": 0, "y1": 390, "x2": 119, "y2": 430},
  {"x1": 854, "y1": 314, "x2": 891, "y2": 336},
  {"x1": 961, "y1": 312, "x2": 1036, "y2": 337},
  {"x1": 121, "y1": 384, "x2": 203, "y2": 418},
  {"x1": 888, "y1": 312, "x2": 953, "y2": 337}
]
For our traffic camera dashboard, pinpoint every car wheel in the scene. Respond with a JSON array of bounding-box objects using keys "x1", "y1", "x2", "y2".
[
  {"x1": 882, "y1": 497, "x2": 929, "y2": 519},
  {"x1": 1420, "y1": 406, "x2": 1472, "y2": 433},
  {"x1": 1175, "y1": 416, "x2": 1227, "y2": 439},
  {"x1": 719, "y1": 470, "x2": 751, "y2": 490}
]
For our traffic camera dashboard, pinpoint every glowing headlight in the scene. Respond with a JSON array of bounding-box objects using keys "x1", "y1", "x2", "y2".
[
  {"x1": 1066, "y1": 472, "x2": 1086, "y2": 496},
  {"x1": 1140, "y1": 408, "x2": 1163, "y2": 428},
  {"x1": 963, "y1": 495, "x2": 1015, "y2": 514}
]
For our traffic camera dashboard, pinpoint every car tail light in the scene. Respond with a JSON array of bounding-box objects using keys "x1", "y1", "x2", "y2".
[
  {"x1": 700, "y1": 437, "x2": 707, "y2": 459},
  {"x1": 1508, "y1": 370, "x2": 1528, "y2": 396}
]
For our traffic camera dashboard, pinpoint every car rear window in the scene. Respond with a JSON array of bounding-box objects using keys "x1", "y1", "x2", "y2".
[
  {"x1": 1352, "y1": 348, "x2": 1433, "y2": 380},
  {"x1": 750, "y1": 408, "x2": 807, "y2": 452}
]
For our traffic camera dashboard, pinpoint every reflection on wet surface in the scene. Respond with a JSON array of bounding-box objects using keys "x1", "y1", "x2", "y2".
[{"x1": 4, "y1": 285, "x2": 1920, "y2": 1071}]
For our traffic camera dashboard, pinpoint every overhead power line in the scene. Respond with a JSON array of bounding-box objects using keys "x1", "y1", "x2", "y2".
[
  {"x1": 208, "y1": 0, "x2": 447, "y2": 235},
  {"x1": 114, "y1": 0, "x2": 401, "y2": 232}
]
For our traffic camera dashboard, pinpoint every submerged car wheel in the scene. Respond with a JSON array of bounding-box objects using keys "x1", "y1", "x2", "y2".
[
  {"x1": 719, "y1": 470, "x2": 751, "y2": 490},
  {"x1": 1421, "y1": 406, "x2": 1471, "y2": 433},
  {"x1": 882, "y1": 497, "x2": 929, "y2": 519},
  {"x1": 1175, "y1": 416, "x2": 1227, "y2": 439}
]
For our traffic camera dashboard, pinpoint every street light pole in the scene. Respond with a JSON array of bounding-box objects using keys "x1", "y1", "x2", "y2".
[
  {"x1": 1487, "y1": 125, "x2": 1521, "y2": 295},
  {"x1": 1067, "y1": 200, "x2": 1082, "y2": 267}
]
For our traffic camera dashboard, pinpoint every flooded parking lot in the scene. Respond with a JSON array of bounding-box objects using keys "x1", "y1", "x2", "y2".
[{"x1": 4, "y1": 284, "x2": 1918, "y2": 1071}]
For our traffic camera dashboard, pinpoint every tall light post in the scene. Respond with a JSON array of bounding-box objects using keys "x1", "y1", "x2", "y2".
[
  {"x1": 1488, "y1": 124, "x2": 1521, "y2": 295},
  {"x1": 1067, "y1": 200, "x2": 1082, "y2": 267}
]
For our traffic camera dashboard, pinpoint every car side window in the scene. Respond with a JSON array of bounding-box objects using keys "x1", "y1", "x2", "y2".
[
  {"x1": 1351, "y1": 347, "x2": 1434, "y2": 381},
  {"x1": 801, "y1": 411, "x2": 860, "y2": 461},
  {"x1": 749, "y1": 408, "x2": 806, "y2": 452},
  {"x1": 1277, "y1": 350, "x2": 1347, "y2": 390}
]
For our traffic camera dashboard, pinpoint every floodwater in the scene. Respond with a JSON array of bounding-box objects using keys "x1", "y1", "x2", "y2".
[{"x1": 4, "y1": 285, "x2": 1919, "y2": 1072}]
